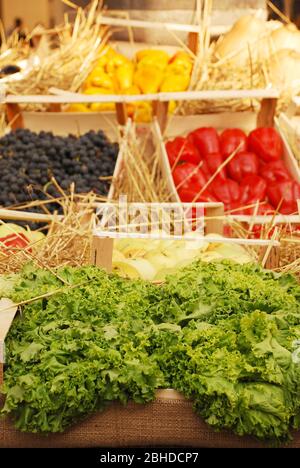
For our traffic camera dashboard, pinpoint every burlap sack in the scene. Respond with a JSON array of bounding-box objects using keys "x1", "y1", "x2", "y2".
[{"x1": 1, "y1": 389, "x2": 300, "y2": 448}]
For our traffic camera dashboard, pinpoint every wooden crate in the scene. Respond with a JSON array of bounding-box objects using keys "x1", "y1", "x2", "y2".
[
  {"x1": 12, "y1": 40, "x2": 181, "y2": 133},
  {"x1": 100, "y1": 1, "x2": 267, "y2": 43},
  {"x1": 279, "y1": 99, "x2": 300, "y2": 167},
  {"x1": 155, "y1": 107, "x2": 300, "y2": 225},
  {"x1": 151, "y1": 93, "x2": 300, "y2": 270},
  {"x1": 4, "y1": 24, "x2": 197, "y2": 131},
  {"x1": 19, "y1": 111, "x2": 119, "y2": 140},
  {"x1": 90, "y1": 199, "x2": 226, "y2": 272},
  {"x1": 94, "y1": 115, "x2": 284, "y2": 272}
]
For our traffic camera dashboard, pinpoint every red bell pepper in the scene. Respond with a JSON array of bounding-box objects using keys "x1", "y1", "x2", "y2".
[
  {"x1": 178, "y1": 188, "x2": 217, "y2": 203},
  {"x1": 248, "y1": 127, "x2": 283, "y2": 162},
  {"x1": 220, "y1": 128, "x2": 248, "y2": 158},
  {"x1": 261, "y1": 203, "x2": 276, "y2": 215},
  {"x1": 172, "y1": 162, "x2": 207, "y2": 192},
  {"x1": 244, "y1": 200, "x2": 275, "y2": 216},
  {"x1": 166, "y1": 137, "x2": 201, "y2": 167},
  {"x1": 210, "y1": 176, "x2": 241, "y2": 205},
  {"x1": 204, "y1": 152, "x2": 227, "y2": 179},
  {"x1": 240, "y1": 175, "x2": 267, "y2": 203},
  {"x1": 227, "y1": 151, "x2": 259, "y2": 182},
  {"x1": 224, "y1": 201, "x2": 247, "y2": 215},
  {"x1": 267, "y1": 180, "x2": 300, "y2": 214},
  {"x1": 225, "y1": 200, "x2": 274, "y2": 215},
  {"x1": 250, "y1": 225, "x2": 277, "y2": 240},
  {"x1": 260, "y1": 160, "x2": 291, "y2": 184},
  {"x1": 0, "y1": 232, "x2": 29, "y2": 250},
  {"x1": 188, "y1": 127, "x2": 220, "y2": 157},
  {"x1": 200, "y1": 159, "x2": 212, "y2": 180}
]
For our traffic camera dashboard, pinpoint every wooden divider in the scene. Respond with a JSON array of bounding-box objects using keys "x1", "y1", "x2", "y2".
[
  {"x1": 90, "y1": 236, "x2": 114, "y2": 272},
  {"x1": 6, "y1": 103, "x2": 23, "y2": 131},
  {"x1": 4, "y1": 88, "x2": 280, "y2": 129},
  {"x1": 257, "y1": 98, "x2": 278, "y2": 128}
]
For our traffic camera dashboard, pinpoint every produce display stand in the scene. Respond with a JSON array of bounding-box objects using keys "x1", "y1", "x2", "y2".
[
  {"x1": 0, "y1": 220, "x2": 288, "y2": 449},
  {"x1": 2, "y1": 89, "x2": 294, "y2": 278},
  {"x1": 1, "y1": 12, "x2": 300, "y2": 448}
]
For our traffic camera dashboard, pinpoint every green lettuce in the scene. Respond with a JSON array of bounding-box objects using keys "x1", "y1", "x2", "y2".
[
  {"x1": 1, "y1": 264, "x2": 164, "y2": 433},
  {"x1": 1, "y1": 260, "x2": 300, "y2": 443}
]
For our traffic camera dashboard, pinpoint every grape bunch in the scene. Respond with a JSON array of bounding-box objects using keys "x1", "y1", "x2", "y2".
[{"x1": 0, "y1": 128, "x2": 119, "y2": 208}]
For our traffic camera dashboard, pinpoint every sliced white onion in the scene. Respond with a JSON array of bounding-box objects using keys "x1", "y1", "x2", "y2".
[{"x1": 113, "y1": 258, "x2": 157, "y2": 280}]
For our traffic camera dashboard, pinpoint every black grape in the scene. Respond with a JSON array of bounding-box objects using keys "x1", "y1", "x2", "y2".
[{"x1": 0, "y1": 128, "x2": 119, "y2": 212}]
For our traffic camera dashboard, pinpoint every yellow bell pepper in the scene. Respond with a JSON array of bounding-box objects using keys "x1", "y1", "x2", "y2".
[
  {"x1": 83, "y1": 87, "x2": 115, "y2": 112},
  {"x1": 115, "y1": 63, "x2": 134, "y2": 91},
  {"x1": 123, "y1": 85, "x2": 141, "y2": 95},
  {"x1": 66, "y1": 104, "x2": 90, "y2": 113},
  {"x1": 96, "y1": 49, "x2": 109, "y2": 68},
  {"x1": 123, "y1": 86, "x2": 141, "y2": 116},
  {"x1": 166, "y1": 61, "x2": 193, "y2": 76},
  {"x1": 134, "y1": 102, "x2": 153, "y2": 123},
  {"x1": 170, "y1": 51, "x2": 193, "y2": 64},
  {"x1": 103, "y1": 46, "x2": 118, "y2": 58},
  {"x1": 95, "y1": 46, "x2": 116, "y2": 66},
  {"x1": 168, "y1": 100, "x2": 177, "y2": 114},
  {"x1": 91, "y1": 73, "x2": 114, "y2": 90},
  {"x1": 84, "y1": 86, "x2": 115, "y2": 95},
  {"x1": 97, "y1": 55, "x2": 108, "y2": 68},
  {"x1": 160, "y1": 73, "x2": 190, "y2": 92},
  {"x1": 97, "y1": 45, "x2": 117, "y2": 66},
  {"x1": 137, "y1": 56, "x2": 169, "y2": 71},
  {"x1": 134, "y1": 66, "x2": 164, "y2": 94},
  {"x1": 84, "y1": 67, "x2": 105, "y2": 88},
  {"x1": 136, "y1": 49, "x2": 169, "y2": 63},
  {"x1": 168, "y1": 51, "x2": 193, "y2": 75},
  {"x1": 106, "y1": 53, "x2": 131, "y2": 75},
  {"x1": 126, "y1": 104, "x2": 135, "y2": 118},
  {"x1": 90, "y1": 102, "x2": 115, "y2": 112}
]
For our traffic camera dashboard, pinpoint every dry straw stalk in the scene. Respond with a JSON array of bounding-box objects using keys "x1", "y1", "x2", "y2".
[{"x1": 5, "y1": 0, "x2": 109, "y2": 107}]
